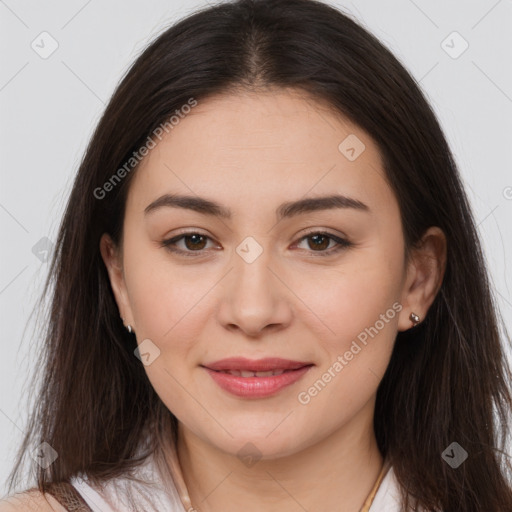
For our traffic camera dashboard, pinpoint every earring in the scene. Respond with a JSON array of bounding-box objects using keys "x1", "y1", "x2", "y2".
[
  {"x1": 126, "y1": 325, "x2": 133, "y2": 334},
  {"x1": 409, "y1": 312, "x2": 420, "y2": 327}
]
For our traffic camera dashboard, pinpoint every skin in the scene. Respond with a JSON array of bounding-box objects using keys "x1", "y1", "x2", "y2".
[
  {"x1": 99, "y1": 88, "x2": 446, "y2": 512},
  {"x1": 0, "y1": 491, "x2": 66, "y2": 511}
]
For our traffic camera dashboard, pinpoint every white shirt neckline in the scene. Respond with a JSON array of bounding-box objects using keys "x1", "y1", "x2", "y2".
[{"x1": 71, "y1": 453, "x2": 406, "y2": 511}]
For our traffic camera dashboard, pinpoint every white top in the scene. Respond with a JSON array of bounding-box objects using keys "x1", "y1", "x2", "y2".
[
  {"x1": 368, "y1": 465, "x2": 404, "y2": 511},
  {"x1": 70, "y1": 453, "x2": 186, "y2": 512},
  {"x1": 70, "y1": 453, "x2": 406, "y2": 512}
]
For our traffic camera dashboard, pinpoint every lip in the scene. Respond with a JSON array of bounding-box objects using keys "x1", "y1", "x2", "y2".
[
  {"x1": 203, "y1": 357, "x2": 311, "y2": 372},
  {"x1": 201, "y1": 357, "x2": 313, "y2": 399}
]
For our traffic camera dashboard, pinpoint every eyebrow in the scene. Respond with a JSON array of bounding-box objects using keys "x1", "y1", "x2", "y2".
[{"x1": 144, "y1": 193, "x2": 370, "y2": 221}]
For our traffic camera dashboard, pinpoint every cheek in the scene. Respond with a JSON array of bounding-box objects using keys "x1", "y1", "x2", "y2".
[
  {"x1": 293, "y1": 269, "x2": 400, "y2": 431},
  {"x1": 290, "y1": 246, "x2": 403, "y2": 409},
  {"x1": 123, "y1": 254, "x2": 210, "y2": 422},
  {"x1": 123, "y1": 247, "x2": 217, "y2": 406},
  {"x1": 124, "y1": 242, "x2": 207, "y2": 342},
  {"x1": 294, "y1": 252, "x2": 402, "y2": 345}
]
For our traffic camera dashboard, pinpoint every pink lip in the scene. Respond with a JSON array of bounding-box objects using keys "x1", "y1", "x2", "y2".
[
  {"x1": 203, "y1": 357, "x2": 311, "y2": 372},
  {"x1": 201, "y1": 357, "x2": 313, "y2": 399}
]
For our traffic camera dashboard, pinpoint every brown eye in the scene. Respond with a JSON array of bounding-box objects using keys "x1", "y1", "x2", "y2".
[
  {"x1": 182, "y1": 234, "x2": 208, "y2": 251},
  {"x1": 295, "y1": 231, "x2": 352, "y2": 257},
  {"x1": 161, "y1": 230, "x2": 352, "y2": 258},
  {"x1": 161, "y1": 232, "x2": 215, "y2": 256},
  {"x1": 306, "y1": 233, "x2": 331, "y2": 251}
]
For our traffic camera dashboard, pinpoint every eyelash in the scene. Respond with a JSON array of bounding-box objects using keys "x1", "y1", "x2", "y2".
[{"x1": 160, "y1": 230, "x2": 353, "y2": 258}]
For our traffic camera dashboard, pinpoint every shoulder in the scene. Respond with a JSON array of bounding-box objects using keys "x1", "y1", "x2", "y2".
[{"x1": 0, "y1": 489, "x2": 67, "y2": 511}]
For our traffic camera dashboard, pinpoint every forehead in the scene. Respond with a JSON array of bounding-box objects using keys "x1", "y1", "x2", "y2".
[{"x1": 127, "y1": 88, "x2": 395, "y2": 217}]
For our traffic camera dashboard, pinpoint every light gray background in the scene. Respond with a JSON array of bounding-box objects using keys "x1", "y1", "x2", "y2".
[{"x1": 1, "y1": 0, "x2": 511, "y2": 497}]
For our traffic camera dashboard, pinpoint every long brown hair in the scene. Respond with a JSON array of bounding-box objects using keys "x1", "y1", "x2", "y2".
[{"x1": 8, "y1": 0, "x2": 512, "y2": 510}]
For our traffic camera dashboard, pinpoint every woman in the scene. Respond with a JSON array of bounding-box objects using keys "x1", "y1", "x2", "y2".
[{"x1": 2, "y1": 0, "x2": 511, "y2": 510}]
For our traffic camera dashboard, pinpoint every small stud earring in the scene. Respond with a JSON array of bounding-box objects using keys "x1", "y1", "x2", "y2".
[
  {"x1": 126, "y1": 325, "x2": 133, "y2": 334},
  {"x1": 409, "y1": 312, "x2": 420, "y2": 327}
]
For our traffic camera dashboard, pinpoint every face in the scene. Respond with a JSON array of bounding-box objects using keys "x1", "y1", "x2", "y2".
[{"x1": 101, "y1": 88, "x2": 440, "y2": 460}]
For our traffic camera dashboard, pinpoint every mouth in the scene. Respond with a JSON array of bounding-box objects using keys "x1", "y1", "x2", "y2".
[
  {"x1": 201, "y1": 357, "x2": 314, "y2": 399},
  {"x1": 202, "y1": 357, "x2": 312, "y2": 372},
  {"x1": 211, "y1": 368, "x2": 299, "y2": 377}
]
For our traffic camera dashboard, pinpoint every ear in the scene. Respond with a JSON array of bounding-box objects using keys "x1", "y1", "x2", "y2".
[
  {"x1": 99, "y1": 233, "x2": 135, "y2": 329},
  {"x1": 397, "y1": 226, "x2": 447, "y2": 332}
]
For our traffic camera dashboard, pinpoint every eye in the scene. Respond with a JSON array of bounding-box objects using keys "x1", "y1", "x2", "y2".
[
  {"x1": 293, "y1": 231, "x2": 353, "y2": 257},
  {"x1": 161, "y1": 230, "x2": 352, "y2": 258},
  {"x1": 160, "y1": 231, "x2": 217, "y2": 257}
]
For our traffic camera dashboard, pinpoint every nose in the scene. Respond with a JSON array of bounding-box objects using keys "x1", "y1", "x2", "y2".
[{"x1": 216, "y1": 246, "x2": 293, "y2": 338}]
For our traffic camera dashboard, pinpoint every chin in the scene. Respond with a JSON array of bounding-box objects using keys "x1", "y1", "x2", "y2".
[{"x1": 204, "y1": 424, "x2": 313, "y2": 462}]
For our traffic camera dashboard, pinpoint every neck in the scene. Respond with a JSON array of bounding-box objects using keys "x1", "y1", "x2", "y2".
[{"x1": 175, "y1": 398, "x2": 384, "y2": 512}]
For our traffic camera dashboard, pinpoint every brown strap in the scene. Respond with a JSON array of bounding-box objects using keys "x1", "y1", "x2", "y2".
[{"x1": 45, "y1": 482, "x2": 94, "y2": 511}]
